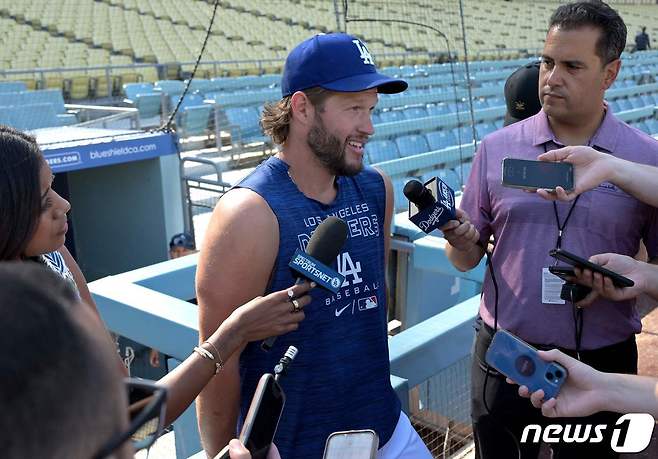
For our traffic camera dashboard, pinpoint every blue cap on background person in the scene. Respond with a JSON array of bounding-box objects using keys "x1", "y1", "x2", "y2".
[
  {"x1": 504, "y1": 61, "x2": 542, "y2": 126},
  {"x1": 281, "y1": 33, "x2": 408, "y2": 97},
  {"x1": 169, "y1": 232, "x2": 195, "y2": 250}
]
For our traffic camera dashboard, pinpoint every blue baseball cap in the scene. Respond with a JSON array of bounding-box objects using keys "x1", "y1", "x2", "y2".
[{"x1": 281, "y1": 33, "x2": 408, "y2": 97}]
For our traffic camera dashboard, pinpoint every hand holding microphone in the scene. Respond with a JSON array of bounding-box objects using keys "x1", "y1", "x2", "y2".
[
  {"x1": 261, "y1": 216, "x2": 348, "y2": 351},
  {"x1": 440, "y1": 208, "x2": 480, "y2": 251},
  {"x1": 403, "y1": 178, "x2": 480, "y2": 251}
]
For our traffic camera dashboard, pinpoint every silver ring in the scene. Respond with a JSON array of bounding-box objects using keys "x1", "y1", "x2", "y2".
[
  {"x1": 287, "y1": 289, "x2": 295, "y2": 300},
  {"x1": 292, "y1": 299, "x2": 301, "y2": 313}
]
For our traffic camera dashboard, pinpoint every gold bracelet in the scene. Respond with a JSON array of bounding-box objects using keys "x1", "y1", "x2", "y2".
[
  {"x1": 193, "y1": 345, "x2": 222, "y2": 375},
  {"x1": 202, "y1": 341, "x2": 225, "y2": 373}
]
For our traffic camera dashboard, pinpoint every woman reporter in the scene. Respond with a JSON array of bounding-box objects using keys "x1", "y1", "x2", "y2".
[{"x1": 0, "y1": 125, "x2": 313, "y2": 429}]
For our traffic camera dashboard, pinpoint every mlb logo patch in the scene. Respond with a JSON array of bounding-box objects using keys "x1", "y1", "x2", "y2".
[{"x1": 358, "y1": 296, "x2": 378, "y2": 311}]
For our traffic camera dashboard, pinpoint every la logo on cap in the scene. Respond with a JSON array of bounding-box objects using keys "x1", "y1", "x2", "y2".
[{"x1": 352, "y1": 39, "x2": 374, "y2": 65}]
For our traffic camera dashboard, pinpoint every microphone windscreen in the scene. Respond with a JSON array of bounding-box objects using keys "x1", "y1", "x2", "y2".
[
  {"x1": 403, "y1": 179, "x2": 425, "y2": 203},
  {"x1": 306, "y1": 216, "x2": 348, "y2": 265}
]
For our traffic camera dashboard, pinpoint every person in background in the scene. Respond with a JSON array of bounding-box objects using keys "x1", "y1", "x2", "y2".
[
  {"x1": 169, "y1": 231, "x2": 197, "y2": 259},
  {"x1": 634, "y1": 26, "x2": 651, "y2": 52},
  {"x1": 503, "y1": 61, "x2": 542, "y2": 126}
]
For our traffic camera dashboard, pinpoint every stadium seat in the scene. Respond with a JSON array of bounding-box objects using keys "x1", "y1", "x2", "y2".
[
  {"x1": 154, "y1": 80, "x2": 186, "y2": 97},
  {"x1": 426, "y1": 103, "x2": 451, "y2": 116},
  {"x1": 123, "y1": 82, "x2": 155, "y2": 100},
  {"x1": 402, "y1": 106, "x2": 428, "y2": 120},
  {"x1": 365, "y1": 139, "x2": 399, "y2": 164},
  {"x1": 454, "y1": 162, "x2": 474, "y2": 184},
  {"x1": 392, "y1": 177, "x2": 419, "y2": 212},
  {"x1": 177, "y1": 105, "x2": 213, "y2": 138},
  {"x1": 421, "y1": 169, "x2": 462, "y2": 193},
  {"x1": 379, "y1": 110, "x2": 405, "y2": 123},
  {"x1": 475, "y1": 123, "x2": 497, "y2": 139},
  {"x1": 425, "y1": 130, "x2": 458, "y2": 151},
  {"x1": 224, "y1": 106, "x2": 264, "y2": 143},
  {"x1": 616, "y1": 98, "x2": 633, "y2": 111},
  {"x1": 452, "y1": 126, "x2": 476, "y2": 146},
  {"x1": 395, "y1": 134, "x2": 430, "y2": 157},
  {"x1": 0, "y1": 81, "x2": 27, "y2": 92},
  {"x1": 646, "y1": 119, "x2": 658, "y2": 135}
]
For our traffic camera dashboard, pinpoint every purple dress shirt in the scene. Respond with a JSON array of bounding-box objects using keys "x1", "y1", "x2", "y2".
[{"x1": 460, "y1": 108, "x2": 658, "y2": 350}]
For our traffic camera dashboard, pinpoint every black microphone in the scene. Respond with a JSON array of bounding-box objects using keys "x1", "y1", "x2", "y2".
[
  {"x1": 403, "y1": 178, "x2": 456, "y2": 233},
  {"x1": 403, "y1": 179, "x2": 437, "y2": 211},
  {"x1": 261, "y1": 216, "x2": 348, "y2": 351}
]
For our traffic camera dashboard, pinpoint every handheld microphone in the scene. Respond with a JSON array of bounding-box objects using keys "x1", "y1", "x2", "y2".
[
  {"x1": 261, "y1": 217, "x2": 348, "y2": 351},
  {"x1": 403, "y1": 178, "x2": 456, "y2": 233}
]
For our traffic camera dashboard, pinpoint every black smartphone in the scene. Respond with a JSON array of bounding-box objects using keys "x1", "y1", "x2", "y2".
[
  {"x1": 549, "y1": 249, "x2": 634, "y2": 288},
  {"x1": 214, "y1": 374, "x2": 285, "y2": 459},
  {"x1": 548, "y1": 265, "x2": 576, "y2": 282},
  {"x1": 502, "y1": 158, "x2": 574, "y2": 191}
]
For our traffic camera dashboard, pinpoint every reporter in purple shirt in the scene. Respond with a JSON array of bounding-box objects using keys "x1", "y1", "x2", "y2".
[{"x1": 441, "y1": 3, "x2": 658, "y2": 459}]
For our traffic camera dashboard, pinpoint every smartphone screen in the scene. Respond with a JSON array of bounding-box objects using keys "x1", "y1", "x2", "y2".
[
  {"x1": 502, "y1": 158, "x2": 574, "y2": 191},
  {"x1": 240, "y1": 374, "x2": 285, "y2": 459},
  {"x1": 323, "y1": 430, "x2": 379, "y2": 459},
  {"x1": 485, "y1": 330, "x2": 567, "y2": 400}
]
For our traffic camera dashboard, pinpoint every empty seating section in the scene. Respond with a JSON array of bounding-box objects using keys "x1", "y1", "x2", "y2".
[
  {"x1": 0, "y1": 0, "x2": 656, "y2": 188},
  {"x1": 0, "y1": 0, "x2": 656, "y2": 92}
]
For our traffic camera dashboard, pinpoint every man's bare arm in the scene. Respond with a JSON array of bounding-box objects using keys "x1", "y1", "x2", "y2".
[{"x1": 196, "y1": 188, "x2": 279, "y2": 455}]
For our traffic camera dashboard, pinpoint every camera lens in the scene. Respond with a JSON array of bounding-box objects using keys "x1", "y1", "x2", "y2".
[
  {"x1": 555, "y1": 370, "x2": 563, "y2": 379},
  {"x1": 515, "y1": 355, "x2": 536, "y2": 377},
  {"x1": 546, "y1": 371, "x2": 554, "y2": 381}
]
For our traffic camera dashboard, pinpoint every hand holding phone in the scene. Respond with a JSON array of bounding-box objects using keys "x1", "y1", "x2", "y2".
[
  {"x1": 502, "y1": 158, "x2": 574, "y2": 192},
  {"x1": 486, "y1": 330, "x2": 568, "y2": 400},
  {"x1": 549, "y1": 249, "x2": 634, "y2": 288},
  {"x1": 215, "y1": 374, "x2": 285, "y2": 459}
]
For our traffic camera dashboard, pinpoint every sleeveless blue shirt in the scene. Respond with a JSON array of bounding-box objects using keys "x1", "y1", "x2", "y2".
[{"x1": 236, "y1": 156, "x2": 400, "y2": 459}]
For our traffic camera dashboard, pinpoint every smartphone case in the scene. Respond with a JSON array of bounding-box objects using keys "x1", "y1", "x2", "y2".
[{"x1": 486, "y1": 329, "x2": 567, "y2": 400}]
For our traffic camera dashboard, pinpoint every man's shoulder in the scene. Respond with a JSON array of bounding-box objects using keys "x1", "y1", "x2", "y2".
[{"x1": 613, "y1": 117, "x2": 658, "y2": 164}]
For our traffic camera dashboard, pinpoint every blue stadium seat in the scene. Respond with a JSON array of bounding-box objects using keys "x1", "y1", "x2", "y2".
[
  {"x1": 402, "y1": 106, "x2": 429, "y2": 120},
  {"x1": 395, "y1": 134, "x2": 430, "y2": 157},
  {"x1": 426, "y1": 103, "x2": 451, "y2": 116},
  {"x1": 177, "y1": 105, "x2": 213, "y2": 137},
  {"x1": 486, "y1": 97, "x2": 505, "y2": 107},
  {"x1": 170, "y1": 94, "x2": 206, "y2": 112},
  {"x1": 365, "y1": 139, "x2": 399, "y2": 163},
  {"x1": 421, "y1": 169, "x2": 462, "y2": 193},
  {"x1": 224, "y1": 106, "x2": 264, "y2": 143},
  {"x1": 454, "y1": 161, "x2": 473, "y2": 184},
  {"x1": 628, "y1": 96, "x2": 644, "y2": 109},
  {"x1": 452, "y1": 126, "x2": 475, "y2": 145},
  {"x1": 10, "y1": 103, "x2": 61, "y2": 130},
  {"x1": 616, "y1": 98, "x2": 633, "y2": 111},
  {"x1": 640, "y1": 94, "x2": 656, "y2": 106},
  {"x1": 184, "y1": 79, "x2": 213, "y2": 94},
  {"x1": 371, "y1": 112, "x2": 381, "y2": 125},
  {"x1": 392, "y1": 177, "x2": 419, "y2": 212},
  {"x1": 0, "y1": 82, "x2": 26, "y2": 92},
  {"x1": 0, "y1": 92, "x2": 21, "y2": 107},
  {"x1": 379, "y1": 110, "x2": 405, "y2": 123},
  {"x1": 123, "y1": 83, "x2": 155, "y2": 100},
  {"x1": 475, "y1": 123, "x2": 497, "y2": 139},
  {"x1": 646, "y1": 119, "x2": 658, "y2": 134},
  {"x1": 425, "y1": 130, "x2": 457, "y2": 150},
  {"x1": 154, "y1": 80, "x2": 186, "y2": 97},
  {"x1": 472, "y1": 99, "x2": 488, "y2": 110},
  {"x1": 608, "y1": 100, "x2": 621, "y2": 113},
  {"x1": 133, "y1": 93, "x2": 163, "y2": 119}
]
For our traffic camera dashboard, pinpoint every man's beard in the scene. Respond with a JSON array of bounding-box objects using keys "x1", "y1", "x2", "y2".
[{"x1": 307, "y1": 114, "x2": 363, "y2": 177}]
